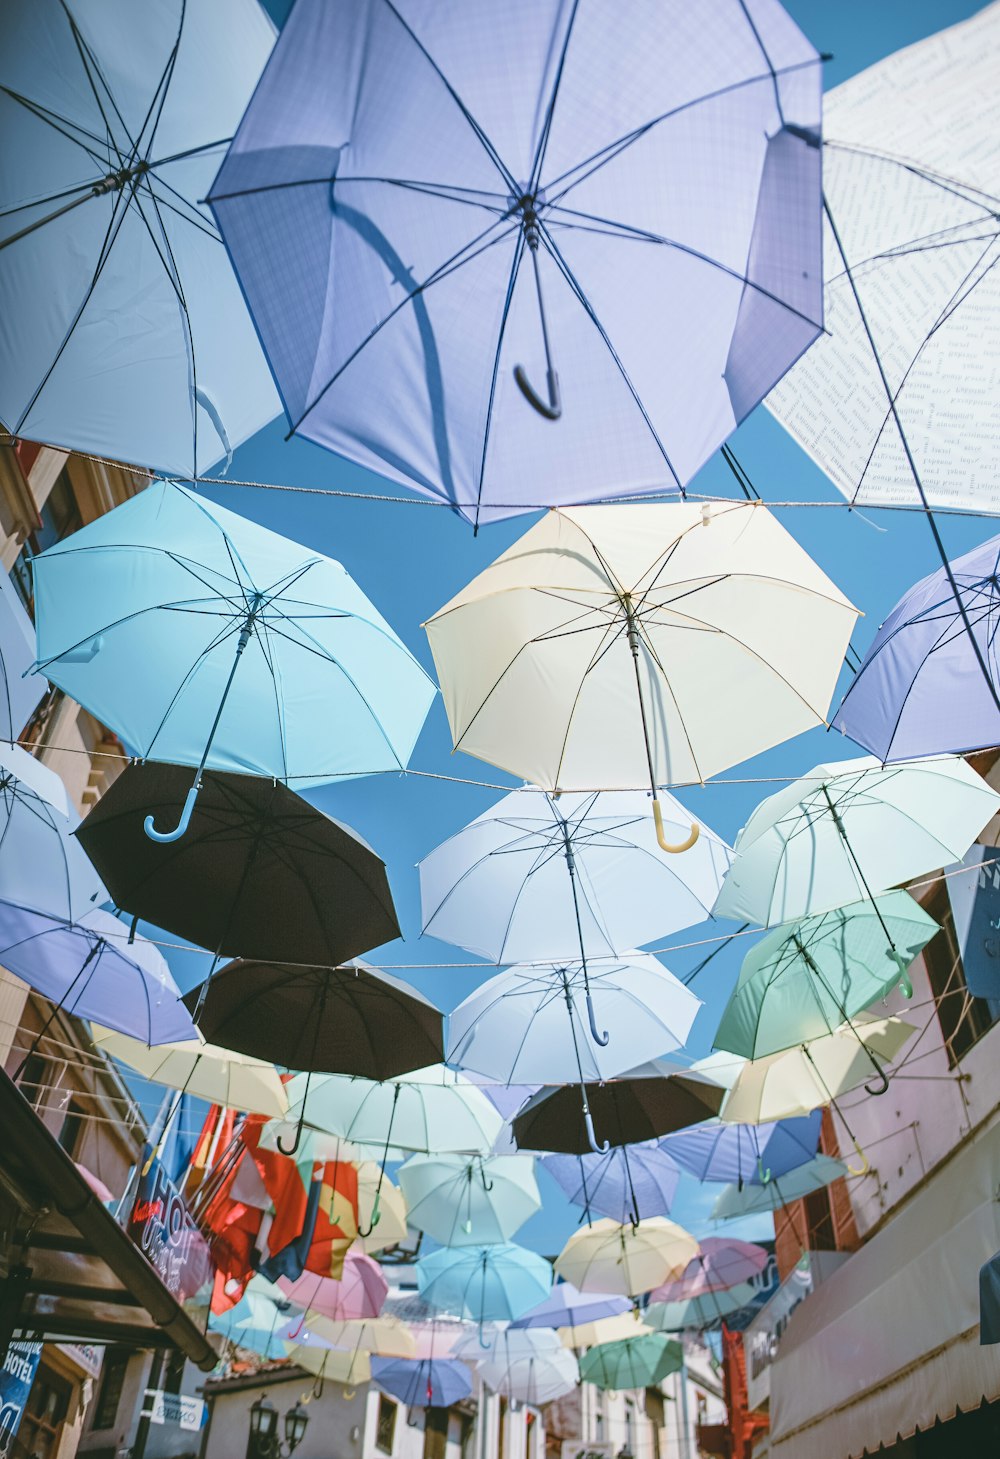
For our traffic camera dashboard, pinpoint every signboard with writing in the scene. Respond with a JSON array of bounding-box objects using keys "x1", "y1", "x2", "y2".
[
  {"x1": 56, "y1": 1344, "x2": 103, "y2": 1379},
  {"x1": 947, "y1": 843, "x2": 1000, "y2": 1003},
  {"x1": 127, "y1": 1147, "x2": 213, "y2": 1304},
  {"x1": 143, "y1": 1391, "x2": 206, "y2": 1432},
  {"x1": 0, "y1": 1342, "x2": 43, "y2": 1457}
]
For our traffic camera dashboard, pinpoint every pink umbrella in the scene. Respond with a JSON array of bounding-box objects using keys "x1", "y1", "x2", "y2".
[
  {"x1": 648, "y1": 1237, "x2": 768, "y2": 1302},
  {"x1": 278, "y1": 1252, "x2": 388, "y2": 1321},
  {"x1": 409, "y1": 1322, "x2": 463, "y2": 1360}
]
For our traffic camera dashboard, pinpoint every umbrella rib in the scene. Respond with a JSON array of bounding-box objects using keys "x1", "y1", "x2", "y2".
[
  {"x1": 527, "y1": 0, "x2": 581, "y2": 195},
  {"x1": 141, "y1": 0, "x2": 187, "y2": 162},
  {"x1": 824, "y1": 139, "x2": 1000, "y2": 215},
  {"x1": 142, "y1": 615, "x2": 245, "y2": 762},
  {"x1": 254, "y1": 622, "x2": 291, "y2": 785},
  {"x1": 546, "y1": 207, "x2": 822, "y2": 331},
  {"x1": 289, "y1": 221, "x2": 517, "y2": 436},
  {"x1": 57, "y1": 0, "x2": 134, "y2": 164},
  {"x1": 539, "y1": 224, "x2": 683, "y2": 488},
  {"x1": 376, "y1": 0, "x2": 516, "y2": 192},
  {"x1": 0, "y1": 85, "x2": 113, "y2": 168},
  {"x1": 473, "y1": 229, "x2": 527, "y2": 530}
]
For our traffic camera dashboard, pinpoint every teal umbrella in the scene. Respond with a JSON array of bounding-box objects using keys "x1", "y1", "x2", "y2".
[
  {"x1": 398, "y1": 1154, "x2": 541, "y2": 1248},
  {"x1": 579, "y1": 1333, "x2": 682, "y2": 1391},
  {"x1": 714, "y1": 892, "x2": 938, "y2": 1062},
  {"x1": 711, "y1": 1155, "x2": 848, "y2": 1222},
  {"x1": 646, "y1": 1284, "x2": 758, "y2": 1333},
  {"x1": 32, "y1": 481, "x2": 435, "y2": 841}
]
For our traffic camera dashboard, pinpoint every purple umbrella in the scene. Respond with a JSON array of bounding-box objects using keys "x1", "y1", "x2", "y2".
[
  {"x1": 542, "y1": 1144, "x2": 681, "y2": 1228},
  {"x1": 661, "y1": 1112, "x2": 821, "y2": 1188},
  {"x1": 648, "y1": 1237, "x2": 768, "y2": 1302},
  {"x1": 509, "y1": 1282, "x2": 629, "y2": 1331},
  {"x1": 1, "y1": 902, "x2": 194, "y2": 1062},
  {"x1": 833, "y1": 534, "x2": 1000, "y2": 761},
  {"x1": 371, "y1": 1357, "x2": 472, "y2": 1409}
]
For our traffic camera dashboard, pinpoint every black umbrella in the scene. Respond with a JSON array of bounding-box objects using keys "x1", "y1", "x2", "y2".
[
  {"x1": 185, "y1": 959, "x2": 444, "y2": 1078},
  {"x1": 513, "y1": 1059, "x2": 725, "y2": 1154},
  {"x1": 76, "y1": 763, "x2": 399, "y2": 964}
]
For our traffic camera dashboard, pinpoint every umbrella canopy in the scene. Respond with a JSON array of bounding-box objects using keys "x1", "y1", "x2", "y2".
[
  {"x1": 185, "y1": 960, "x2": 442, "y2": 1078},
  {"x1": 0, "y1": 903, "x2": 193, "y2": 1045},
  {"x1": 302, "y1": 1314, "x2": 415, "y2": 1360},
  {"x1": 766, "y1": 4, "x2": 1000, "y2": 518},
  {"x1": 579, "y1": 1333, "x2": 682, "y2": 1391},
  {"x1": 280, "y1": 1066, "x2": 504, "y2": 1156},
  {"x1": 713, "y1": 755, "x2": 1000, "y2": 927},
  {"x1": 78, "y1": 764, "x2": 400, "y2": 963},
  {"x1": 209, "y1": 1288, "x2": 301, "y2": 1359},
  {"x1": 0, "y1": 740, "x2": 103, "y2": 921},
  {"x1": 833, "y1": 535, "x2": 1000, "y2": 762},
  {"x1": 662, "y1": 1114, "x2": 822, "y2": 1187},
  {"x1": 416, "y1": 1245, "x2": 552, "y2": 1326},
  {"x1": 555, "y1": 1218, "x2": 697, "y2": 1298},
  {"x1": 208, "y1": 0, "x2": 821, "y2": 528},
  {"x1": 0, "y1": 0, "x2": 278, "y2": 476},
  {"x1": 541, "y1": 1145, "x2": 681, "y2": 1226},
  {"x1": 647, "y1": 1284, "x2": 759, "y2": 1333},
  {"x1": 721, "y1": 1017, "x2": 917, "y2": 1125},
  {"x1": 398, "y1": 1154, "x2": 541, "y2": 1247},
  {"x1": 278, "y1": 1254, "x2": 388, "y2": 1322},
  {"x1": 420, "y1": 786, "x2": 732, "y2": 964},
  {"x1": 513, "y1": 1059, "x2": 726, "y2": 1154},
  {"x1": 372, "y1": 1357, "x2": 472, "y2": 1410},
  {"x1": 478, "y1": 1348, "x2": 579, "y2": 1405},
  {"x1": 558, "y1": 1313, "x2": 653, "y2": 1349},
  {"x1": 713, "y1": 893, "x2": 938, "y2": 1059},
  {"x1": 287, "y1": 1342, "x2": 372, "y2": 1386},
  {"x1": 712, "y1": 1154, "x2": 849, "y2": 1220},
  {"x1": 90, "y1": 1025, "x2": 288, "y2": 1118},
  {"x1": 0, "y1": 574, "x2": 44, "y2": 743},
  {"x1": 426, "y1": 504, "x2": 857, "y2": 800},
  {"x1": 510, "y1": 1283, "x2": 630, "y2": 1332},
  {"x1": 34, "y1": 481, "x2": 434, "y2": 841},
  {"x1": 452, "y1": 1327, "x2": 561, "y2": 1364},
  {"x1": 649, "y1": 1239, "x2": 768, "y2": 1301},
  {"x1": 447, "y1": 953, "x2": 700, "y2": 1086}
]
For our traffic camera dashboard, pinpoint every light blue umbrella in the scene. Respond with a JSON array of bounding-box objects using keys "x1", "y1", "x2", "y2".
[
  {"x1": 33, "y1": 481, "x2": 436, "y2": 840},
  {"x1": 0, "y1": 0, "x2": 278, "y2": 477},
  {"x1": 662, "y1": 1113, "x2": 822, "y2": 1188},
  {"x1": 0, "y1": 572, "x2": 43, "y2": 743},
  {"x1": 371, "y1": 1357, "x2": 472, "y2": 1409},
  {"x1": 398, "y1": 1153, "x2": 541, "y2": 1248},
  {"x1": 209, "y1": 1285, "x2": 303, "y2": 1359},
  {"x1": 415, "y1": 1244, "x2": 552, "y2": 1341},
  {"x1": 0, "y1": 741, "x2": 104, "y2": 921},
  {"x1": 541, "y1": 1145, "x2": 681, "y2": 1226}
]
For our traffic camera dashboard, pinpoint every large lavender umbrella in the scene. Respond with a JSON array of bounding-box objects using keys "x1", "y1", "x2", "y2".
[
  {"x1": 648, "y1": 1238, "x2": 768, "y2": 1302},
  {"x1": 208, "y1": 0, "x2": 823, "y2": 527},
  {"x1": 542, "y1": 1145, "x2": 681, "y2": 1227},
  {"x1": 662, "y1": 1113, "x2": 822, "y2": 1188},
  {"x1": 509, "y1": 1283, "x2": 630, "y2": 1331},
  {"x1": 834, "y1": 534, "x2": 1000, "y2": 761}
]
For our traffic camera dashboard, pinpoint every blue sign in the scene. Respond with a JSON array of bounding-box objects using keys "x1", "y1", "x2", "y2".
[
  {"x1": 947, "y1": 843, "x2": 1000, "y2": 1004},
  {"x1": 0, "y1": 1341, "x2": 43, "y2": 1456}
]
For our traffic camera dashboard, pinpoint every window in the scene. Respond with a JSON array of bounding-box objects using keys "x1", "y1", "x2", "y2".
[
  {"x1": 802, "y1": 1186, "x2": 837, "y2": 1252},
  {"x1": 924, "y1": 882, "x2": 1000, "y2": 1066},
  {"x1": 18, "y1": 1365, "x2": 72, "y2": 1459},
  {"x1": 57, "y1": 1098, "x2": 87, "y2": 1158},
  {"x1": 10, "y1": 469, "x2": 82, "y2": 614},
  {"x1": 645, "y1": 1390, "x2": 664, "y2": 1459},
  {"x1": 14, "y1": 1051, "x2": 47, "y2": 1108},
  {"x1": 498, "y1": 1397, "x2": 508, "y2": 1459},
  {"x1": 93, "y1": 1350, "x2": 129, "y2": 1431},
  {"x1": 376, "y1": 1396, "x2": 397, "y2": 1456},
  {"x1": 423, "y1": 1408, "x2": 448, "y2": 1459}
]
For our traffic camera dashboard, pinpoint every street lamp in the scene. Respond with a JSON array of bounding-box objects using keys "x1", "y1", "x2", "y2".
[{"x1": 248, "y1": 1395, "x2": 309, "y2": 1459}]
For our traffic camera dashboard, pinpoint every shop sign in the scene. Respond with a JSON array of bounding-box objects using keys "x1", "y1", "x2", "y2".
[
  {"x1": 744, "y1": 1257, "x2": 815, "y2": 1410},
  {"x1": 143, "y1": 1391, "x2": 206, "y2": 1432},
  {"x1": 127, "y1": 1146, "x2": 213, "y2": 1303},
  {"x1": 0, "y1": 1341, "x2": 43, "y2": 1456},
  {"x1": 56, "y1": 1344, "x2": 104, "y2": 1379}
]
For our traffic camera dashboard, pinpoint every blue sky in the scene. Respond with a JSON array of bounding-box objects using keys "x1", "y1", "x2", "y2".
[{"x1": 149, "y1": 0, "x2": 990, "y2": 1252}]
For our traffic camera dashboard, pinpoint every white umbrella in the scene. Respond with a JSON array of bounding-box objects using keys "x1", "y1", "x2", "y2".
[
  {"x1": 478, "y1": 1347, "x2": 579, "y2": 1405},
  {"x1": 398, "y1": 1154, "x2": 541, "y2": 1248}
]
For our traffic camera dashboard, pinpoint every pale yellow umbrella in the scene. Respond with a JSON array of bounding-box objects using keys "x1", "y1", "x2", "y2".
[
  {"x1": 356, "y1": 1161, "x2": 408, "y2": 1256},
  {"x1": 303, "y1": 1314, "x2": 415, "y2": 1359},
  {"x1": 559, "y1": 1311, "x2": 653, "y2": 1349},
  {"x1": 91, "y1": 1024, "x2": 288, "y2": 1117},
  {"x1": 720, "y1": 1016, "x2": 916, "y2": 1176},
  {"x1": 424, "y1": 502, "x2": 857, "y2": 851},
  {"x1": 555, "y1": 1217, "x2": 697, "y2": 1298},
  {"x1": 285, "y1": 1341, "x2": 372, "y2": 1388}
]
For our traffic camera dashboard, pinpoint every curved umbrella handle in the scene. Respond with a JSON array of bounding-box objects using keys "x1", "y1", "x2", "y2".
[
  {"x1": 846, "y1": 1139, "x2": 870, "y2": 1177},
  {"x1": 583, "y1": 1105, "x2": 610, "y2": 1156},
  {"x1": 586, "y1": 992, "x2": 609, "y2": 1047},
  {"x1": 276, "y1": 1118, "x2": 304, "y2": 1157},
  {"x1": 887, "y1": 948, "x2": 913, "y2": 999},
  {"x1": 864, "y1": 1065, "x2": 890, "y2": 1097},
  {"x1": 144, "y1": 783, "x2": 201, "y2": 844},
  {"x1": 341, "y1": 1387, "x2": 356, "y2": 1402},
  {"x1": 513, "y1": 364, "x2": 561, "y2": 420},
  {"x1": 653, "y1": 801, "x2": 700, "y2": 855},
  {"x1": 756, "y1": 1158, "x2": 772, "y2": 1186},
  {"x1": 358, "y1": 1191, "x2": 382, "y2": 1240}
]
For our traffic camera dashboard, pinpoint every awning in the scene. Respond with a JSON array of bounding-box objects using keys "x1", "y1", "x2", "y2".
[
  {"x1": 0, "y1": 1069, "x2": 217, "y2": 1371},
  {"x1": 770, "y1": 1116, "x2": 1000, "y2": 1458}
]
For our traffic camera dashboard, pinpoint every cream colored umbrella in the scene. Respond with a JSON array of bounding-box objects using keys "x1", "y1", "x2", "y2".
[
  {"x1": 91, "y1": 1024, "x2": 288, "y2": 1117},
  {"x1": 555, "y1": 1217, "x2": 697, "y2": 1299},
  {"x1": 286, "y1": 1341, "x2": 372, "y2": 1388},
  {"x1": 425, "y1": 502, "x2": 857, "y2": 852},
  {"x1": 302, "y1": 1314, "x2": 415, "y2": 1359},
  {"x1": 356, "y1": 1161, "x2": 408, "y2": 1256},
  {"x1": 558, "y1": 1311, "x2": 653, "y2": 1349}
]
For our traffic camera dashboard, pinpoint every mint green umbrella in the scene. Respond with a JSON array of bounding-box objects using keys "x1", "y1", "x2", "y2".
[
  {"x1": 579, "y1": 1333, "x2": 682, "y2": 1391},
  {"x1": 714, "y1": 892, "x2": 938, "y2": 1061},
  {"x1": 711, "y1": 1155, "x2": 847, "y2": 1221},
  {"x1": 646, "y1": 1284, "x2": 757, "y2": 1333}
]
